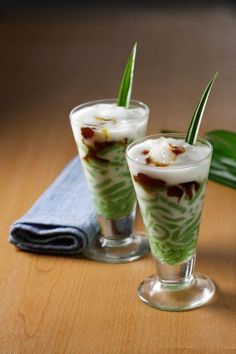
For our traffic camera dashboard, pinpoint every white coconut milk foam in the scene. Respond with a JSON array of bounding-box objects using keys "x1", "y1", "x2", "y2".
[
  {"x1": 127, "y1": 137, "x2": 211, "y2": 185},
  {"x1": 71, "y1": 103, "x2": 148, "y2": 144}
]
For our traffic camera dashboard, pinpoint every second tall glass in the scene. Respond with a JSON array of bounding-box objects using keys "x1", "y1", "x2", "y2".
[
  {"x1": 70, "y1": 99, "x2": 149, "y2": 263},
  {"x1": 126, "y1": 133, "x2": 215, "y2": 310}
]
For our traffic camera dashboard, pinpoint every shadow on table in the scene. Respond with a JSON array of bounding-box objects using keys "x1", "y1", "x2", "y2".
[
  {"x1": 197, "y1": 246, "x2": 235, "y2": 268},
  {"x1": 208, "y1": 285, "x2": 236, "y2": 314},
  {"x1": 197, "y1": 246, "x2": 236, "y2": 313}
]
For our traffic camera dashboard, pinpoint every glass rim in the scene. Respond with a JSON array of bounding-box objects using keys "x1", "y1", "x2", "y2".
[
  {"x1": 69, "y1": 98, "x2": 149, "y2": 125},
  {"x1": 126, "y1": 133, "x2": 213, "y2": 170}
]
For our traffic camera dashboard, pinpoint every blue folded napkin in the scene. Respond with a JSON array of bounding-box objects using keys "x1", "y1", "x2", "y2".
[{"x1": 9, "y1": 156, "x2": 100, "y2": 254}]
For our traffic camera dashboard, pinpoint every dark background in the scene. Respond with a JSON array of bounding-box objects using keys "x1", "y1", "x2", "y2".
[{"x1": 1, "y1": 0, "x2": 235, "y2": 156}]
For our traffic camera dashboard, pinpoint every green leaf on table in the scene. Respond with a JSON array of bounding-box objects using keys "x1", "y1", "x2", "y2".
[
  {"x1": 206, "y1": 130, "x2": 236, "y2": 189},
  {"x1": 209, "y1": 170, "x2": 236, "y2": 189},
  {"x1": 207, "y1": 130, "x2": 236, "y2": 160},
  {"x1": 185, "y1": 72, "x2": 218, "y2": 145},
  {"x1": 117, "y1": 43, "x2": 137, "y2": 108}
]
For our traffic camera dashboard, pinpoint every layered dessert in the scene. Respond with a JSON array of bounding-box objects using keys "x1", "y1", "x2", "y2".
[
  {"x1": 70, "y1": 100, "x2": 149, "y2": 220},
  {"x1": 127, "y1": 135, "x2": 212, "y2": 265}
]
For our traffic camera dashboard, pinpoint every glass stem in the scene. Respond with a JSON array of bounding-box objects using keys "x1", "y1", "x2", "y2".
[
  {"x1": 153, "y1": 254, "x2": 196, "y2": 286},
  {"x1": 97, "y1": 205, "x2": 136, "y2": 242}
]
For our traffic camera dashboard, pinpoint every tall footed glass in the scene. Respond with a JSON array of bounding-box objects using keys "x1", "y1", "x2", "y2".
[
  {"x1": 126, "y1": 133, "x2": 215, "y2": 310},
  {"x1": 70, "y1": 99, "x2": 150, "y2": 263}
]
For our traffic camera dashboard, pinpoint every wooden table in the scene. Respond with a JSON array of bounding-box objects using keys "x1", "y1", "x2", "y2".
[{"x1": 1, "y1": 4, "x2": 235, "y2": 353}]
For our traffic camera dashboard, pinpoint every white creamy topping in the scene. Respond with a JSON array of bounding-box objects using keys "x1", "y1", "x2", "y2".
[
  {"x1": 129, "y1": 137, "x2": 209, "y2": 167},
  {"x1": 71, "y1": 103, "x2": 146, "y2": 129},
  {"x1": 92, "y1": 104, "x2": 128, "y2": 121},
  {"x1": 127, "y1": 137, "x2": 211, "y2": 184},
  {"x1": 70, "y1": 102, "x2": 148, "y2": 145}
]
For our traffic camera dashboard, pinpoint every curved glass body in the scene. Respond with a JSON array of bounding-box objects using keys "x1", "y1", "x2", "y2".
[
  {"x1": 70, "y1": 99, "x2": 150, "y2": 263},
  {"x1": 126, "y1": 133, "x2": 215, "y2": 310}
]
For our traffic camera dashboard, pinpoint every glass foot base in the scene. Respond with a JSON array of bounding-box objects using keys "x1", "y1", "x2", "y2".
[
  {"x1": 83, "y1": 234, "x2": 150, "y2": 263},
  {"x1": 138, "y1": 272, "x2": 216, "y2": 311}
]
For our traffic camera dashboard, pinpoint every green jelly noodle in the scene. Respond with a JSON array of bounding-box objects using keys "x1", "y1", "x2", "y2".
[
  {"x1": 82, "y1": 141, "x2": 136, "y2": 220},
  {"x1": 137, "y1": 179, "x2": 207, "y2": 265}
]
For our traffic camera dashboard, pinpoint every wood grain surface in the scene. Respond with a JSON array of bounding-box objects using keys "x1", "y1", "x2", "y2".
[{"x1": 0, "y1": 4, "x2": 236, "y2": 353}]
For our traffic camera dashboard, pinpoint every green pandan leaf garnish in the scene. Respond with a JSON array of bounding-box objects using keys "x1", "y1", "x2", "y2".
[
  {"x1": 185, "y1": 72, "x2": 218, "y2": 145},
  {"x1": 117, "y1": 43, "x2": 137, "y2": 108}
]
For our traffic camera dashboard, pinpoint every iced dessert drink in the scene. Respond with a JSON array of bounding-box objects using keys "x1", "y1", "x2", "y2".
[
  {"x1": 127, "y1": 134, "x2": 211, "y2": 264},
  {"x1": 70, "y1": 100, "x2": 148, "y2": 220},
  {"x1": 126, "y1": 133, "x2": 215, "y2": 310},
  {"x1": 70, "y1": 99, "x2": 149, "y2": 263}
]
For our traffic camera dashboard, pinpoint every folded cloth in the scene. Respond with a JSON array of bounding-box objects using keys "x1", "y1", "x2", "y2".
[{"x1": 9, "y1": 156, "x2": 99, "y2": 254}]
